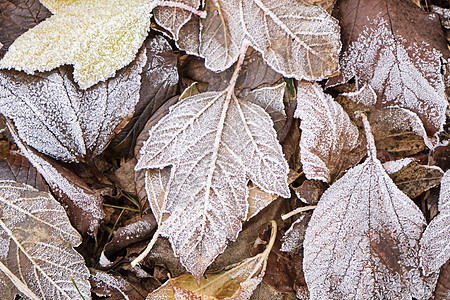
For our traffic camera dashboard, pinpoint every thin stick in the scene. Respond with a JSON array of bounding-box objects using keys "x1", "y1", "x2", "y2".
[
  {"x1": 156, "y1": 1, "x2": 207, "y2": 18},
  {"x1": 131, "y1": 227, "x2": 161, "y2": 267},
  {"x1": 281, "y1": 205, "x2": 317, "y2": 220}
]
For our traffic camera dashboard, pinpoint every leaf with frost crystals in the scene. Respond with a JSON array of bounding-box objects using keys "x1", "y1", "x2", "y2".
[
  {"x1": 295, "y1": 81, "x2": 364, "y2": 183},
  {"x1": 420, "y1": 170, "x2": 450, "y2": 275},
  {"x1": 154, "y1": 0, "x2": 200, "y2": 40},
  {"x1": 0, "y1": 47, "x2": 146, "y2": 162},
  {"x1": 303, "y1": 114, "x2": 436, "y2": 299},
  {"x1": 0, "y1": 0, "x2": 153, "y2": 89},
  {"x1": 90, "y1": 270, "x2": 142, "y2": 300},
  {"x1": 8, "y1": 124, "x2": 105, "y2": 237},
  {"x1": 0, "y1": 180, "x2": 90, "y2": 300},
  {"x1": 176, "y1": 0, "x2": 340, "y2": 80},
  {"x1": 329, "y1": 0, "x2": 449, "y2": 136},
  {"x1": 136, "y1": 89, "x2": 290, "y2": 279},
  {"x1": 147, "y1": 221, "x2": 276, "y2": 299}
]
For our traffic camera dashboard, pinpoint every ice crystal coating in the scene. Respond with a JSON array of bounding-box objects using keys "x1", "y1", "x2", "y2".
[
  {"x1": 91, "y1": 270, "x2": 131, "y2": 300},
  {"x1": 177, "y1": 0, "x2": 340, "y2": 80},
  {"x1": 420, "y1": 170, "x2": 450, "y2": 275},
  {"x1": 136, "y1": 91, "x2": 290, "y2": 279},
  {"x1": 0, "y1": 0, "x2": 153, "y2": 89},
  {"x1": 382, "y1": 158, "x2": 415, "y2": 174},
  {"x1": 303, "y1": 115, "x2": 434, "y2": 299},
  {"x1": 334, "y1": 12, "x2": 448, "y2": 136},
  {"x1": 295, "y1": 81, "x2": 363, "y2": 183},
  {"x1": 0, "y1": 181, "x2": 90, "y2": 300},
  {"x1": 0, "y1": 48, "x2": 146, "y2": 162},
  {"x1": 154, "y1": 0, "x2": 200, "y2": 40}
]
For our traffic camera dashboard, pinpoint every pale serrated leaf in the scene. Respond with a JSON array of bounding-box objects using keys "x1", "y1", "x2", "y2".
[
  {"x1": 154, "y1": 0, "x2": 200, "y2": 40},
  {"x1": 330, "y1": 0, "x2": 449, "y2": 136},
  {"x1": 295, "y1": 81, "x2": 364, "y2": 183},
  {"x1": 136, "y1": 90, "x2": 289, "y2": 279},
  {"x1": 0, "y1": 180, "x2": 90, "y2": 299},
  {"x1": 0, "y1": 0, "x2": 154, "y2": 89},
  {"x1": 420, "y1": 170, "x2": 450, "y2": 275},
  {"x1": 303, "y1": 114, "x2": 435, "y2": 299},
  {"x1": 0, "y1": 48, "x2": 146, "y2": 162},
  {"x1": 178, "y1": 0, "x2": 340, "y2": 80}
]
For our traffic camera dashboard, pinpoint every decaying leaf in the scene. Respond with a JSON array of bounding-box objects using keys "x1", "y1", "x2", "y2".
[
  {"x1": 0, "y1": 47, "x2": 146, "y2": 162},
  {"x1": 9, "y1": 122, "x2": 105, "y2": 237},
  {"x1": 147, "y1": 220, "x2": 277, "y2": 299},
  {"x1": 329, "y1": 0, "x2": 449, "y2": 136},
  {"x1": 295, "y1": 81, "x2": 364, "y2": 183},
  {"x1": 0, "y1": 0, "x2": 51, "y2": 59},
  {"x1": 435, "y1": 260, "x2": 450, "y2": 300},
  {"x1": 388, "y1": 161, "x2": 444, "y2": 199},
  {"x1": 90, "y1": 269, "x2": 145, "y2": 300},
  {"x1": 176, "y1": 0, "x2": 340, "y2": 80},
  {"x1": 0, "y1": 0, "x2": 154, "y2": 89},
  {"x1": 0, "y1": 180, "x2": 90, "y2": 299},
  {"x1": 303, "y1": 113, "x2": 435, "y2": 299},
  {"x1": 420, "y1": 170, "x2": 450, "y2": 276},
  {"x1": 135, "y1": 87, "x2": 290, "y2": 279},
  {"x1": 0, "y1": 151, "x2": 48, "y2": 192}
]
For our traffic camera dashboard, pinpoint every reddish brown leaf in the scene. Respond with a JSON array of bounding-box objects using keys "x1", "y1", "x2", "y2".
[{"x1": 435, "y1": 259, "x2": 450, "y2": 300}]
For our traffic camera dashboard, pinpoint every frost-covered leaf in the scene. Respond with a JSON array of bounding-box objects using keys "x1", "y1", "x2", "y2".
[
  {"x1": 0, "y1": 151, "x2": 48, "y2": 192},
  {"x1": 0, "y1": 47, "x2": 146, "y2": 162},
  {"x1": 420, "y1": 170, "x2": 450, "y2": 275},
  {"x1": 154, "y1": 0, "x2": 200, "y2": 40},
  {"x1": 90, "y1": 270, "x2": 144, "y2": 300},
  {"x1": 431, "y1": 6, "x2": 450, "y2": 30},
  {"x1": 281, "y1": 214, "x2": 311, "y2": 254},
  {"x1": 109, "y1": 35, "x2": 179, "y2": 158},
  {"x1": 0, "y1": 0, "x2": 154, "y2": 89},
  {"x1": 303, "y1": 114, "x2": 435, "y2": 299},
  {"x1": 100, "y1": 213, "x2": 156, "y2": 267},
  {"x1": 147, "y1": 221, "x2": 276, "y2": 299},
  {"x1": 136, "y1": 89, "x2": 290, "y2": 279},
  {"x1": 329, "y1": 0, "x2": 449, "y2": 136},
  {"x1": 295, "y1": 81, "x2": 364, "y2": 183},
  {"x1": 382, "y1": 158, "x2": 415, "y2": 174},
  {"x1": 435, "y1": 260, "x2": 450, "y2": 300},
  {"x1": 0, "y1": 0, "x2": 51, "y2": 59},
  {"x1": 177, "y1": 0, "x2": 340, "y2": 81},
  {"x1": 388, "y1": 162, "x2": 443, "y2": 199},
  {"x1": 0, "y1": 180, "x2": 90, "y2": 299},
  {"x1": 9, "y1": 123, "x2": 105, "y2": 237}
]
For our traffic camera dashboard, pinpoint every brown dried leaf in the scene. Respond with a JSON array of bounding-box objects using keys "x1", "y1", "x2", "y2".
[
  {"x1": 90, "y1": 270, "x2": 146, "y2": 300},
  {"x1": 0, "y1": 181, "x2": 90, "y2": 299},
  {"x1": 0, "y1": 47, "x2": 146, "y2": 163},
  {"x1": 435, "y1": 259, "x2": 450, "y2": 300},
  {"x1": 0, "y1": 151, "x2": 48, "y2": 192},
  {"x1": 420, "y1": 170, "x2": 450, "y2": 276},
  {"x1": 0, "y1": 0, "x2": 51, "y2": 59},
  {"x1": 292, "y1": 179, "x2": 327, "y2": 205},
  {"x1": 295, "y1": 81, "x2": 365, "y2": 183},
  {"x1": 147, "y1": 221, "x2": 277, "y2": 300},
  {"x1": 280, "y1": 214, "x2": 311, "y2": 254},
  {"x1": 136, "y1": 89, "x2": 289, "y2": 279},
  {"x1": 329, "y1": 0, "x2": 449, "y2": 136},
  {"x1": 303, "y1": 114, "x2": 435, "y2": 299},
  {"x1": 109, "y1": 35, "x2": 179, "y2": 158},
  {"x1": 388, "y1": 161, "x2": 444, "y2": 199},
  {"x1": 177, "y1": 0, "x2": 340, "y2": 80},
  {"x1": 9, "y1": 122, "x2": 105, "y2": 237}
]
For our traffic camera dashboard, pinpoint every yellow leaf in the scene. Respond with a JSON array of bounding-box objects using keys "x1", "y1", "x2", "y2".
[
  {"x1": 147, "y1": 220, "x2": 277, "y2": 300},
  {"x1": 0, "y1": 0, "x2": 153, "y2": 89}
]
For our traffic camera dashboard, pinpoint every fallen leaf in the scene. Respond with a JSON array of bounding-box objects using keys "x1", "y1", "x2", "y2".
[
  {"x1": 0, "y1": 0, "x2": 154, "y2": 89},
  {"x1": 247, "y1": 183, "x2": 277, "y2": 221},
  {"x1": 176, "y1": 0, "x2": 340, "y2": 80},
  {"x1": 303, "y1": 113, "x2": 436, "y2": 299},
  {"x1": 90, "y1": 269, "x2": 146, "y2": 300},
  {"x1": 0, "y1": 180, "x2": 90, "y2": 299},
  {"x1": 388, "y1": 162, "x2": 444, "y2": 199},
  {"x1": 295, "y1": 81, "x2": 365, "y2": 183},
  {"x1": 0, "y1": 47, "x2": 146, "y2": 162},
  {"x1": 329, "y1": 0, "x2": 449, "y2": 136},
  {"x1": 419, "y1": 170, "x2": 450, "y2": 275},
  {"x1": 435, "y1": 259, "x2": 450, "y2": 300},
  {"x1": 109, "y1": 35, "x2": 179, "y2": 158},
  {"x1": 0, "y1": 151, "x2": 48, "y2": 192},
  {"x1": 135, "y1": 87, "x2": 290, "y2": 279},
  {"x1": 0, "y1": 0, "x2": 51, "y2": 59},
  {"x1": 147, "y1": 220, "x2": 277, "y2": 299},
  {"x1": 281, "y1": 214, "x2": 311, "y2": 254},
  {"x1": 291, "y1": 179, "x2": 327, "y2": 205},
  {"x1": 382, "y1": 158, "x2": 415, "y2": 174},
  {"x1": 431, "y1": 6, "x2": 450, "y2": 30},
  {"x1": 8, "y1": 122, "x2": 105, "y2": 237}
]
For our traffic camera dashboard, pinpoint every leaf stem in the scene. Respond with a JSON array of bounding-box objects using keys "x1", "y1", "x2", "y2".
[
  {"x1": 281, "y1": 205, "x2": 317, "y2": 220},
  {"x1": 226, "y1": 39, "x2": 251, "y2": 101},
  {"x1": 0, "y1": 260, "x2": 40, "y2": 300},
  {"x1": 155, "y1": 1, "x2": 207, "y2": 18},
  {"x1": 130, "y1": 227, "x2": 161, "y2": 267}
]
